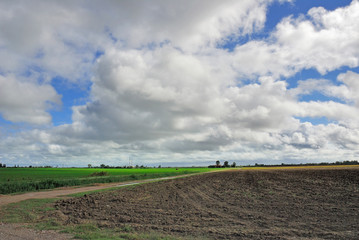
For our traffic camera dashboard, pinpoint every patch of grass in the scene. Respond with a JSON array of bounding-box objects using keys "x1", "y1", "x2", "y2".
[
  {"x1": 59, "y1": 223, "x2": 182, "y2": 240},
  {"x1": 65, "y1": 187, "x2": 122, "y2": 198},
  {"x1": 0, "y1": 198, "x2": 58, "y2": 223},
  {"x1": 64, "y1": 174, "x2": 186, "y2": 198}
]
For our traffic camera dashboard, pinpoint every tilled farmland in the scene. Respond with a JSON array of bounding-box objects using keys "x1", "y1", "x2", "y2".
[{"x1": 56, "y1": 168, "x2": 359, "y2": 239}]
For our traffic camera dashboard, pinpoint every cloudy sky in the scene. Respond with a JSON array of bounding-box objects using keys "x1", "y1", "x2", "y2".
[{"x1": 1, "y1": 0, "x2": 359, "y2": 167}]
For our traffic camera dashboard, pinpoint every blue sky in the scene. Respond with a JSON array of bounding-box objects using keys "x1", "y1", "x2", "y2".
[
  {"x1": 0, "y1": 0, "x2": 359, "y2": 167},
  {"x1": 50, "y1": 77, "x2": 91, "y2": 126}
]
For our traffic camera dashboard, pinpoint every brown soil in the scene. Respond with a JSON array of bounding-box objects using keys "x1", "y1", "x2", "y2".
[{"x1": 56, "y1": 168, "x2": 359, "y2": 239}]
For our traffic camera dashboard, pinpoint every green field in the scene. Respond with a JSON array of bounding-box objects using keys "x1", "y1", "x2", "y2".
[{"x1": 0, "y1": 167, "x2": 215, "y2": 194}]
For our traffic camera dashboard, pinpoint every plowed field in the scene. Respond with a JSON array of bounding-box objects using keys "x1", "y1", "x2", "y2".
[{"x1": 56, "y1": 168, "x2": 359, "y2": 239}]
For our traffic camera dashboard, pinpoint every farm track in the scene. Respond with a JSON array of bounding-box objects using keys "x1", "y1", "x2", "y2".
[
  {"x1": 57, "y1": 167, "x2": 359, "y2": 239},
  {"x1": 0, "y1": 170, "x2": 227, "y2": 207}
]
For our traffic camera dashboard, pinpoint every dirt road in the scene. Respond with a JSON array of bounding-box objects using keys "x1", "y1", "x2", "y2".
[{"x1": 0, "y1": 173, "x2": 217, "y2": 207}]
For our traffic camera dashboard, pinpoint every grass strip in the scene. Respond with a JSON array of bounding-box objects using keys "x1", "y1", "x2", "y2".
[{"x1": 0, "y1": 198, "x2": 58, "y2": 223}]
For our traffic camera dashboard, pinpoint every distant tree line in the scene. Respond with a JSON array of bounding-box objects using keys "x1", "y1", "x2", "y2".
[
  {"x1": 89, "y1": 164, "x2": 150, "y2": 169},
  {"x1": 247, "y1": 160, "x2": 359, "y2": 167},
  {"x1": 208, "y1": 160, "x2": 236, "y2": 168},
  {"x1": 0, "y1": 165, "x2": 53, "y2": 168},
  {"x1": 208, "y1": 160, "x2": 359, "y2": 168}
]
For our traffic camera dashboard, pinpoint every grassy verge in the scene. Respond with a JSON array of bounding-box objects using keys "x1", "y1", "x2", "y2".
[
  {"x1": 56, "y1": 224, "x2": 182, "y2": 240},
  {"x1": 0, "y1": 198, "x2": 58, "y2": 224},
  {"x1": 0, "y1": 169, "x2": 213, "y2": 195},
  {"x1": 65, "y1": 172, "x2": 205, "y2": 198}
]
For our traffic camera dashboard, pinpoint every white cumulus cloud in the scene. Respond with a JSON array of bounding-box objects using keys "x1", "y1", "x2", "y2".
[
  {"x1": 0, "y1": 75, "x2": 60, "y2": 124},
  {"x1": 1, "y1": 0, "x2": 359, "y2": 166}
]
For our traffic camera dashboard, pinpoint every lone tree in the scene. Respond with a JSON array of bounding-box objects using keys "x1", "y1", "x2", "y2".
[
  {"x1": 231, "y1": 162, "x2": 236, "y2": 168},
  {"x1": 224, "y1": 161, "x2": 229, "y2": 168},
  {"x1": 215, "y1": 160, "x2": 220, "y2": 167}
]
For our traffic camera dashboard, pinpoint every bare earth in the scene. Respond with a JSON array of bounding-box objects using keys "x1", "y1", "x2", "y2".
[{"x1": 57, "y1": 168, "x2": 359, "y2": 239}]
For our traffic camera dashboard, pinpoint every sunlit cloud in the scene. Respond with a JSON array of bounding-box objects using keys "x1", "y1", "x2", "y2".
[{"x1": 0, "y1": 0, "x2": 359, "y2": 166}]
